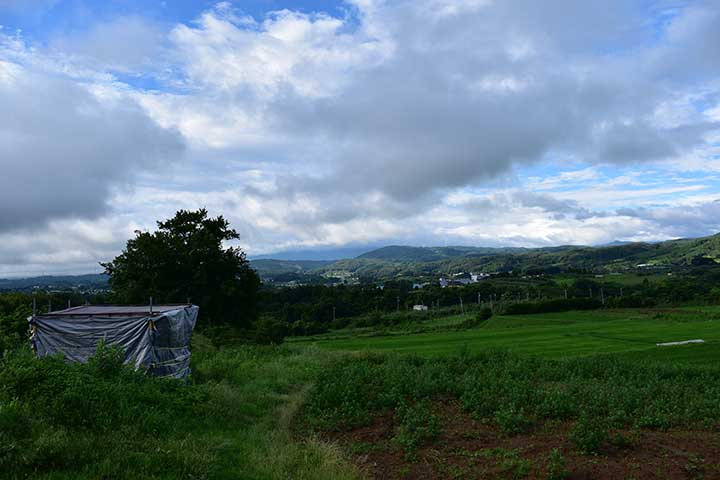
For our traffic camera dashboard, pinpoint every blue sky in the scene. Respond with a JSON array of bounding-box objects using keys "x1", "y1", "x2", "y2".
[
  {"x1": 1, "y1": 0, "x2": 720, "y2": 275},
  {"x1": 2, "y1": 1, "x2": 347, "y2": 35}
]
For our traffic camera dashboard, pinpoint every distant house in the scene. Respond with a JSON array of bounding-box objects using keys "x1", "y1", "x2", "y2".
[
  {"x1": 413, "y1": 305, "x2": 429, "y2": 311},
  {"x1": 470, "y1": 272, "x2": 489, "y2": 282}
]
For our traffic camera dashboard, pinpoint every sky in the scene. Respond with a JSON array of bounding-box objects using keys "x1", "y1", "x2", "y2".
[{"x1": 1, "y1": 0, "x2": 720, "y2": 276}]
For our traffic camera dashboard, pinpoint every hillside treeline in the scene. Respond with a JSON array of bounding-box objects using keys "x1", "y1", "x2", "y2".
[
  {"x1": 257, "y1": 266, "x2": 720, "y2": 335},
  {"x1": 0, "y1": 291, "x2": 110, "y2": 355},
  {"x1": 4, "y1": 267, "x2": 720, "y2": 347}
]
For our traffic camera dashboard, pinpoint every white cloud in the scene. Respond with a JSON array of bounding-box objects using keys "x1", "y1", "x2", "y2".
[
  {"x1": 0, "y1": 50, "x2": 184, "y2": 232},
  {"x1": 2, "y1": 0, "x2": 720, "y2": 274}
]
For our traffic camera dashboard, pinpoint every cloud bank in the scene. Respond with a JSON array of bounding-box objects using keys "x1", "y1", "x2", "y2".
[{"x1": 1, "y1": 0, "x2": 720, "y2": 275}]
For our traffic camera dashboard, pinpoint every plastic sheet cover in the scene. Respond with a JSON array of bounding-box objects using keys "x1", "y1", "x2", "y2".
[{"x1": 29, "y1": 305, "x2": 199, "y2": 378}]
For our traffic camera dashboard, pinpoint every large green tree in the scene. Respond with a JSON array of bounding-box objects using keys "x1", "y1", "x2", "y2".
[{"x1": 102, "y1": 209, "x2": 260, "y2": 327}]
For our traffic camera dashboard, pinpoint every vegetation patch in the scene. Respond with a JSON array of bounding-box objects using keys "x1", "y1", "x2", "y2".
[
  {"x1": 0, "y1": 341, "x2": 358, "y2": 479},
  {"x1": 303, "y1": 350, "x2": 720, "y2": 478}
]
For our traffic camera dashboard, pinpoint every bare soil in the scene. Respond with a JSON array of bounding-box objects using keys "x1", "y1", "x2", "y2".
[{"x1": 324, "y1": 401, "x2": 720, "y2": 479}]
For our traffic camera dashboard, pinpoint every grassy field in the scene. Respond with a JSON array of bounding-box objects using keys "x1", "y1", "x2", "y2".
[
  {"x1": 297, "y1": 307, "x2": 720, "y2": 364},
  {"x1": 293, "y1": 307, "x2": 720, "y2": 478},
  {"x1": 0, "y1": 339, "x2": 359, "y2": 480},
  {"x1": 5, "y1": 307, "x2": 720, "y2": 478}
]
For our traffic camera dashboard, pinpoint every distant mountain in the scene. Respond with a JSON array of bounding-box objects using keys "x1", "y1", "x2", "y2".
[
  {"x1": 311, "y1": 233, "x2": 720, "y2": 281},
  {"x1": 251, "y1": 259, "x2": 331, "y2": 275},
  {"x1": 597, "y1": 240, "x2": 632, "y2": 247},
  {"x1": 0, "y1": 274, "x2": 109, "y2": 291},
  {"x1": 252, "y1": 245, "x2": 377, "y2": 261},
  {"x1": 6, "y1": 233, "x2": 720, "y2": 288},
  {"x1": 357, "y1": 245, "x2": 526, "y2": 262}
]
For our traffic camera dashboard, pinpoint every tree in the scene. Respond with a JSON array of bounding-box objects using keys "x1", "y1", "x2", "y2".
[{"x1": 102, "y1": 209, "x2": 260, "y2": 327}]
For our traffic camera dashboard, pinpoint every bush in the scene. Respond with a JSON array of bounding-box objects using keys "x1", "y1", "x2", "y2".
[
  {"x1": 503, "y1": 298, "x2": 602, "y2": 315},
  {"x1": 546, "y1": 448, "x2": 568, "y2": 480},
  {"x1": 460, "y1": 307, "x2": 493, "y2": 329},
  {"x1": 570, "y1": 415, "x2": 609, "y2": 455},
  {"x1": 0, "y1": 304, "x2": 31, "y2": 357},
  {"x1": 252, "y1": 315, "x2": 288, "y2": 344},
  {"x1": 393, "y1": 400, "x2": 441, "y2": 459},
  {"x1": 495, "y1": 405, "x2": 532, "y2": 435},
  {"x1": 477, "y1": 307, "x2": 493, "y2": 321},
  {"x1": 0, "y1": 344, "x2": 210, "y2": 477}
]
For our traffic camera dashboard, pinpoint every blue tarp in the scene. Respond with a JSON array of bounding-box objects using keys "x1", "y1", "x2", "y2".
[{"x1": 29, "y1": 305, "x2": 198, "y2": 378}]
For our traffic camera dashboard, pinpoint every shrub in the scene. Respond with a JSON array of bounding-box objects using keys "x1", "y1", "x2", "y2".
[
  {"x1": 570, "y1": 415, "x2": 609, "y2": 455},
  {"x1": 503, "y1": 298, "x2": 602, "y2": 315},
  {"x1": 477, "y1": 307, "x2": 493, "y2": 321},
  {"x1": 496, "y1": 448, "x2": 531, "y2": 479},
  {"x1": 86, "y1": 340, "x2": 126, "y2": 378},
  {"x1": 461, "y1": 308, "x2": 493, "y2": 328},
  {"x1": 393, "y1": 400, "x2": 441, "y2": 459},
  {"x1": 495, "y1": 405, "x2": 532, "y2": 435},
  {"x1": 252, "y1": 315, "x2": 288, "y2": 344},
  {"x1": 0, "y1": 343, "x2": 210, "y2": 477},
  {"x1": 609, "y1": 431, "x2": 635, "y2": 450},
  {"x1": 546, "y1": 448, "x2": 568, "y2": 480}
]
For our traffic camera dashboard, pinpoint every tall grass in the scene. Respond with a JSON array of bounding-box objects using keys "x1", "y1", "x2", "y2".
[{"x1": 0, "y1": 339, "x2": 358, "y2": 479}]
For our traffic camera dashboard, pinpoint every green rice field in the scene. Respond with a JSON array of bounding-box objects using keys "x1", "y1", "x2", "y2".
[{"x1": 298, "y1": 307, "x2": 720, "y2": 364}]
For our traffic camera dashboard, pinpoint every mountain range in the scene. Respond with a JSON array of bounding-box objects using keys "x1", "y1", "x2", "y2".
[
  {"x1": 0, "y1": 274, "x2": 109, "y2": 292},
  {"x1": 252, "y1": 233, "x2": 720, "y2": 282},
  {"x1": 2, "y1": 233, "x2": 720, "y2": 289}
]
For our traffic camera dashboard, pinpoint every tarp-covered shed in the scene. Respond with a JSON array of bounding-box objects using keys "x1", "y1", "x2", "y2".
[{"x1": 29, "y1": 304, "x2": 199, "y2": 378}]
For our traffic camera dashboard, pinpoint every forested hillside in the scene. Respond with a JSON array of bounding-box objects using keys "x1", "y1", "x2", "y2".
[{"x1": 309, "y1": 233, "x2": 720, "y2": 282}]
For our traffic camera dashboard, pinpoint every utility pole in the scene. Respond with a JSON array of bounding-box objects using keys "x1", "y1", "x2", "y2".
[
  {"x1": 601, "y1": 288, "x2": 605, "y2": 305},
  {"x1": 459, "y1": 295, "x2": 464, "y2": 315},
  {"x1": 477, "y1": 292, "x2": 481, "y2": 305},
  {"x1": 67, "y1": 299, "x2": 71, "y2": 309},
  {"x1": 47, "y1": 298, "x2": 52, "y2": 313}
]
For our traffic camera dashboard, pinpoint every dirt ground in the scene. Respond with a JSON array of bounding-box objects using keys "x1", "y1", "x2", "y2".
[{"x1": 324, "y1": 401, "x2": 720, "y2": 480}]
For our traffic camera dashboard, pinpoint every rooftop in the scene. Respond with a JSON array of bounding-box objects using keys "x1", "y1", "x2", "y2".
[{"x1": 38, "y1": 304, "x2": 192, "y2": 317}]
